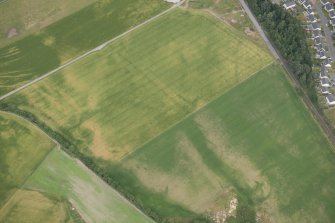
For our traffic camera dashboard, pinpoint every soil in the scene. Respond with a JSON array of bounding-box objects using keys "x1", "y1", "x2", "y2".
[{"x1": 7, "y1": 28, "x2": 18, "y2": 38}]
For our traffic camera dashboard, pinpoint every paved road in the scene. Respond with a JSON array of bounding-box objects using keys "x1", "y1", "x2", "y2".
[
  {"x1": 239, "y1": 0, "x2": 335, "y2": 149},
  {"x1": 238, "y1": 0, "x2": 279, "y2": 59},
  {"x1": 315, "y1": 2, "x2": 335, "y2": 60},
  {"x1": 0, "y1": 1, "x2": 184, "y2": 101}
]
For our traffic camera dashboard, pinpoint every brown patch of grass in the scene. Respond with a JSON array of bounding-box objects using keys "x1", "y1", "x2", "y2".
[{"x1": 194, "y1": 111, "x2": 271, "y2": 198}]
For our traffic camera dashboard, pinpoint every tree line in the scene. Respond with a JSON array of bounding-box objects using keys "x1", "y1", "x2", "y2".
[
  {"x1": 246, "y1": 0, "x2": 313, "y2": 86},
  {"x1": 0, "y1": 102, "x2": 213, "y2": 223}
]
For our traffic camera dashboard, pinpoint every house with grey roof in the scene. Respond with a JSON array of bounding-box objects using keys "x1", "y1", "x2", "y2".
[
  {"x1": 325, "y1": 58, "x2": 332, "y2": 67},
  {"x1": 321, "y1": 0, "x2": 329, "y2": 5},
  {"x1": 312, "y1": 29, "x2": 321, "y2": 38},
  {"x1": 311, "y1": 22, "x2": 321, "y2": 30},
  {"x1": 306, "y1": 8, "x2": 314, "y2": 15},
  {"x1": 321, "y1": 86, "x2": 330, "y2": 94},
  {"x1": 326, "y1": 94, "x2": 335, "y2": 105},
  {"x1": 308, "y1": 14, "x2": 317, "y2": 23},
  {"x1": 329, "y1": 10, "x2": 335, "y2": 19},
  {"x1": 325, "y1": 3, "x2": 334, "y2": 12},
  {"x1": 314, "y1": 36, "x2": 322, "y2": 45},
  {"x1": 320, "y1": 66, "x2": 329, "y2": 79},
  {"x1": 303, "y1": 2, "x2": 311, "y2": 9},
  {"x1": 319, "y1": 50, "x2": 327, "y2": 59},
  {"x1": 321, "y1": 78, "x2": 331, "y2": 87}
]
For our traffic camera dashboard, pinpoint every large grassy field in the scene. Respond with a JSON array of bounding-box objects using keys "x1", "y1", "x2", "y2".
[
  {"x1": 2, "y1": 9, "x2": 272, "y2": 162},
  {"x1": 0, "y1": 189, "x2": 83, "y2": 223},
  {"x1": 0, "y1": 0, "x2": 169, "y2": 95},
  {"x1": 0, "y1": 0, "x2": 97, "y2": 47},
  {"x1": 23, "y1": 149, "x2": 155, "y2": 223},
  {"x1": 117, "y1": 64, "x2": 335, "y2": 222},
  {"x1": 0, "y1": 112, "x2": 55, "y2": 208}
]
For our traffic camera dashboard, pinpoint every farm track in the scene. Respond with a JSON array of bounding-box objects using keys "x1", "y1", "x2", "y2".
[
  {"x1": 240, "y1": 0, "x2": 335, "y2": 151},
  {"x1": 0, "y1": 0, "x2": 184, "y2": 102}
]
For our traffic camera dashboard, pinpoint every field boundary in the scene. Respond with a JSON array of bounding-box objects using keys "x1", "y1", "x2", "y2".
[
  {"x1": 0, "y1": 0, "x2": 184, "y2": 102},
  {"x1": 0, "y1": 111, "x2": 58, "y2": 212},
  {"x1": 120, "y1": 61, "x2": 274, "y2": 161},
  {"x1": 0, "y1": 110, "x2": 157, "y2": 222},
  {"x1": 239, "y1": 0, "x2": 335, "y2": 151}
]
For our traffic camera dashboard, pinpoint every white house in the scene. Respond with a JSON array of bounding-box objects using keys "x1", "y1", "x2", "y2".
[
  {"x1": 321, "y1": 86, "x2": 330, "y2": 94},
  {"x1": 325, "y1": 3, "x2": 334, "y2": 12},
  {"x1": 298, "y1": 0, "x2": 306, "y2": 5},
  {"x1": 283, "y1": 1, "x2": 296, "y2": 10},
  {"x1": 321, "y1": 78, "x2": 331, "y2": 87},
  {"x1": 326, "y1": 94, "x2": 335, "y2": 105}
]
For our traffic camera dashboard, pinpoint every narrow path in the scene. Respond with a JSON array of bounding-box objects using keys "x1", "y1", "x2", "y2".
[
  {"x1": 0, "y1": 1, "x2": 184, "y2": 102},
  {"x1": 314, "y1": 2, "x2": 335, "y2": 60},
  {"x1": 239, "y1": 0, "x2": 335, "y2": 150}
]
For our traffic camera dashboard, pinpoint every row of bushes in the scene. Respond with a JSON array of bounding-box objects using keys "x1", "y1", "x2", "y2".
[{"x1": 0, "y1": 102, "x2": 213, "y2": 223}]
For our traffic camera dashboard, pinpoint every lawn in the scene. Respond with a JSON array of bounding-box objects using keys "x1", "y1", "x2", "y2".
[
  {"x1": 0, "y1": 0, "x2": 169, "y2": 95},
  {"x1": 117, "y1": 64, "x2": 335, "y2": 222},
  {"x1": 0, "y1": 112, "x2": 55, "y2": 208},
  {"x1": 23, "y1": 149, "x2": 155, "y2": 223},
  {"x1": 2, "y1": 9, "x2": 272, "y2": 162},
  {"x1": 0, "y1": 0, "x2": 97, "y2": 47}
]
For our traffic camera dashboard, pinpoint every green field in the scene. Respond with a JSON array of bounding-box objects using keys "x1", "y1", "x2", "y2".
[
  {"x1": 23, "y1": 149, "x2": 154, "y2": 223},
  {"x1": 116, "y1": 64, "x2": 335, "y2": 222},
  {"x1": 1, "y1": 2, "x2": 335, "y2": 223},
  {"x1": 0, "y1": 0, "x2": 97, "y2": 47},
  {"x1": 0, "y1": 112, "x2": 55, "y2": 208},
  {"x1": 0, "y1": 0, "x2": 169, "y2": 95},
  {"x1": 1, "y1": 9, "x2": 272, "y2": 161},
  {"x1": 0, "y1": 190, "x2": 83, "y2": 223}
]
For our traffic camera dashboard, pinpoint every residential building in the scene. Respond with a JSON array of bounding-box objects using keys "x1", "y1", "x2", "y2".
[
  {"x1": 321, "y1": 0, "x2": 329, "y2": 6},
  {"x1": 308, "y1": 14, "x2": 317, "y2": 23},
  {"x1": 329, "y1": 10, "x2": 335, "y2": 19},
  {"x1": 326, "y1": 94, "x2": 335, "y2": 105},
  {"x1": 321, "y1": 78, "x2": 331, "y2": 87},
  {"x1": 283, "y1": 1, "x2": 296, "y2": 10},
  {"x1": 325, "y1": 3, "x2": 334, "y2": 12},
  {"x1": 321, "y1": 86, "x2": 330, "y2": 94}
]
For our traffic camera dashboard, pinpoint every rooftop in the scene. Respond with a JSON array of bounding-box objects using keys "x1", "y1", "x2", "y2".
[{"x1": 326, "y1": 94, "x2": 335, "y2": 103}]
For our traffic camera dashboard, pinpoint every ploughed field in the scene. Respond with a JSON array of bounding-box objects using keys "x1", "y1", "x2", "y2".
[
  {"x1": 1, "y1": 3, "x2": 335, "y2": 223},
  {"x1": 0, "y1": 0, "x2": 169, "y2": 95}
]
